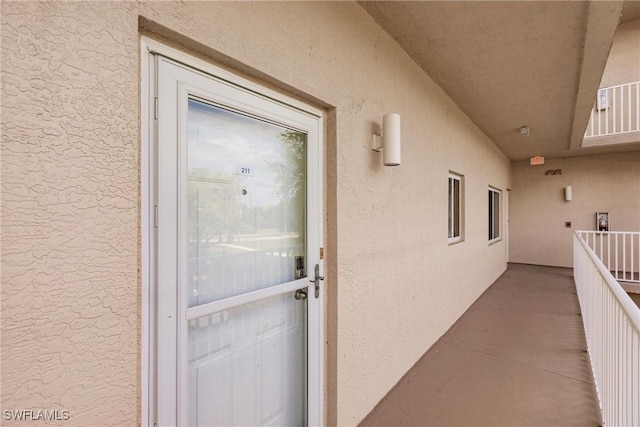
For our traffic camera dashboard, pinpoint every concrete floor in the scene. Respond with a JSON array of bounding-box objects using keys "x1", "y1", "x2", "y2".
[{"x1": 360, "y1": 263, "x2": 601, "y2": 427}]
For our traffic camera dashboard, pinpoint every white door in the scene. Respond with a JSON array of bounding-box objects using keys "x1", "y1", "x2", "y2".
[{"x1": 154, "y1": 56, "x2": 323, "y2": 427}]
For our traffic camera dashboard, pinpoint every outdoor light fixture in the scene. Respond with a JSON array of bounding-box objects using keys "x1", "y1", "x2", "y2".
[
  {"x1": 565, "y1": 186, "x2": 573, "y2": 201},
  {"x1": 520, "y1": 126, "x2": 530, "y2": 137},
  {"x1": 372, "y1": 113, "x2": 401, "y2": 166}
]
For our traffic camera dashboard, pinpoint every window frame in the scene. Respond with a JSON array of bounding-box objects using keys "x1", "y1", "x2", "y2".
[
  {"x1": 488, "y1": 186, "x2": 501, "y2": 244},
  {"x1": 448, "y1": 172, "x2": 463, "y2": 244}
]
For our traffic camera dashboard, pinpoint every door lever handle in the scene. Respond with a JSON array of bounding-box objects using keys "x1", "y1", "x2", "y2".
[{"x1": 310, "y1": 264, "x2": 324, "y2": 298}]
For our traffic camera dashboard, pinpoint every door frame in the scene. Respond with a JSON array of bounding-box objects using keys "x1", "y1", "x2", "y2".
[
  {"x1": 505, "y1": 188, "x2": 511, "y2": 261},
  {"x1": 140, "y1": 36, "x2": 325, "y2": 427}
]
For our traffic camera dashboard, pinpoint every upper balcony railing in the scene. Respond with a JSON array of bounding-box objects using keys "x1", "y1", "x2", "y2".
[
  {"x1": 584, "y1": 81, "x2": 640, "y2": 139},
  {"x1": 573, "y1": 231, "x2": 640, "y2": 426}
]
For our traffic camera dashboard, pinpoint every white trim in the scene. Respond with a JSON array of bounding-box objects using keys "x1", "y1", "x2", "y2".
[
  {"x1": 141, "y1": 36, "x2": 324, "y2": 427},
  {"x1": 308, "y1": 93, "x2": 324, "y2": 427},
  {"x1": 177, "y1": 80, "x2": 189, "y2": 427},
  {"x1": 156, "y1": 56, "x2": 181, "y2": 426},
  {"x1": 448, "y1": 172, "x2": 463, "y2": 244},
  {"x1": 505, "y1": 189, "x2": 511, "y2": 260},
  {"x1": 140, "y1": 39, "x2": 156, "y2": 427},
  {"x1": 185, "y1": 280, "x2": 310, "y2": 321},
  {"x1": 488, "y1": 186, "x2": 502, "y2": 244}
]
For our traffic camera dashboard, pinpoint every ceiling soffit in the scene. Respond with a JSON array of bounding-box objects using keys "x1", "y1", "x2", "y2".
[{"x1": 360, "y1": 1, "x2": 629, "y2": 160}]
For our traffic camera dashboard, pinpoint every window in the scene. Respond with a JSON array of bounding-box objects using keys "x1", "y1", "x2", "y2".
[
  {"x1": 488, "y1": 187, "x2": 501, "y2": 242},
  {"x1": 448, "y1": 173, "x2": 463, "y2": 243}
]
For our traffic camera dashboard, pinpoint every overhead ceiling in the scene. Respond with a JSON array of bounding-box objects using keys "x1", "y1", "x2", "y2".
[
  {"x1": 360, "y1": 1, "x2": 637, "y2": 161},
  {"x1": 621, "y1": 0, "x2": 640, "y2": 23}
]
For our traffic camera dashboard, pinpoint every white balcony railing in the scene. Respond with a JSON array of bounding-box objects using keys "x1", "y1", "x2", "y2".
[
  {"x1": 578, "y1": 231, "x2": 640, "y2": 283},
  {"x1": 574, "y1": 231, "x2": 640, "y2": 426},
  {"x1": 585, "y1": 81, "x2": 640, "y2": 139}
]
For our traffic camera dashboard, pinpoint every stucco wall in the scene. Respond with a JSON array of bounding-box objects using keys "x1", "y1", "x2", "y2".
[
  {"x1": 1, "y1": 2, "x2": 510, "y2": 426},
  {"x1": 509, "y1": 152, "x2": 640, "y2": 268},
  {"x1": 599, "y1": 18, "x2": 640, "y2": 87},
  {"x1": 1, "y1": 2, "x2": 141, "y2": 425}
]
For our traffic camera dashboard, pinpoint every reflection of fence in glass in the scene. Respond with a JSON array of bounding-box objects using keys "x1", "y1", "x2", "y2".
[
  {"x1": 187, "y1": 292, "x2": 305, "y2": 426},
  {"x1": 585, "y1": 81, "x2": 640, "y2": 138}
]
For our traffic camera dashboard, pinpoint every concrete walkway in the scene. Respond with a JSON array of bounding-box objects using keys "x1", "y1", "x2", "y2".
[{"x1": 360, "y1": 264, "x2": 601, "y2": 427}]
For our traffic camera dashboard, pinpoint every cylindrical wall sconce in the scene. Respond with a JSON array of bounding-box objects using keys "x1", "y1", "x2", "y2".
[
  {"x1": 372, "y1": 113, "x2": 401, "y2": 166},
  {"x1": 564, "y1": 186, "x2": 572, "y2": 201},
  {"x1": 382, "y1": 113, "x2": 401, "y2": 166}
]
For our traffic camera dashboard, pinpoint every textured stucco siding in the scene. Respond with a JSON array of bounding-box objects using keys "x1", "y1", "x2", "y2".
[
  {"x1": 2, "y1": 2, "x2": 510, "y2": 426},
  {"x1": 1, "y1": 2, "x2": 141, "y2": 426},
  {"x1": 509, "y1": 152, "x2": 640, "y2": 268}
]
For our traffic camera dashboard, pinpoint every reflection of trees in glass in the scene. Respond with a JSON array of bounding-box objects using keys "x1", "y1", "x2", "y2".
[
  {"x1": 187, "y1": 130, "x2": 306, "y2": 261},
  {"x1": 188, "y1": 168, "x2": 242, "y2": 259},
  {"x1": 272, "y1": 130, "x2": 306, "y2": 236}
]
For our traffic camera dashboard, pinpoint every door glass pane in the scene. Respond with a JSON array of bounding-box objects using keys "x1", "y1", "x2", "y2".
[
  {"x1": 187, "y1": 293, "x2": 306, "y2": 426},
  {"x1": 187, "y1": 99, "x2": 307, "y2": 307},
  {"x1": 185, "y1": 98, "x2": 308, "y2": 426}
]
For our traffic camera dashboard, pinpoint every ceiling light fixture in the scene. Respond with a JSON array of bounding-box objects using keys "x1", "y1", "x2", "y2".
[{"x1": 520, "y1": 126, "x2": 530, "y2": 137}]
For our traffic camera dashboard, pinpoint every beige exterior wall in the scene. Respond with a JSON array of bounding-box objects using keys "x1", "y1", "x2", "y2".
[
  {"x1": 1, "y1": 2, "x2": 141, "y2": 425},
  {"x1": 599, "y1": 18, "x2": 640, "y2": 88},
  {"x1": 1, "y1": 2, "x2": 510, "y2": 426},
  {"x1": 509, "y1": 152, "x2": 640, "y2": 268}
]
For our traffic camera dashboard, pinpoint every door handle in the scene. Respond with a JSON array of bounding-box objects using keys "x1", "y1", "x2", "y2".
[{"x1": 309, "y1": 264, "x2": 324, "y2": 298}]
